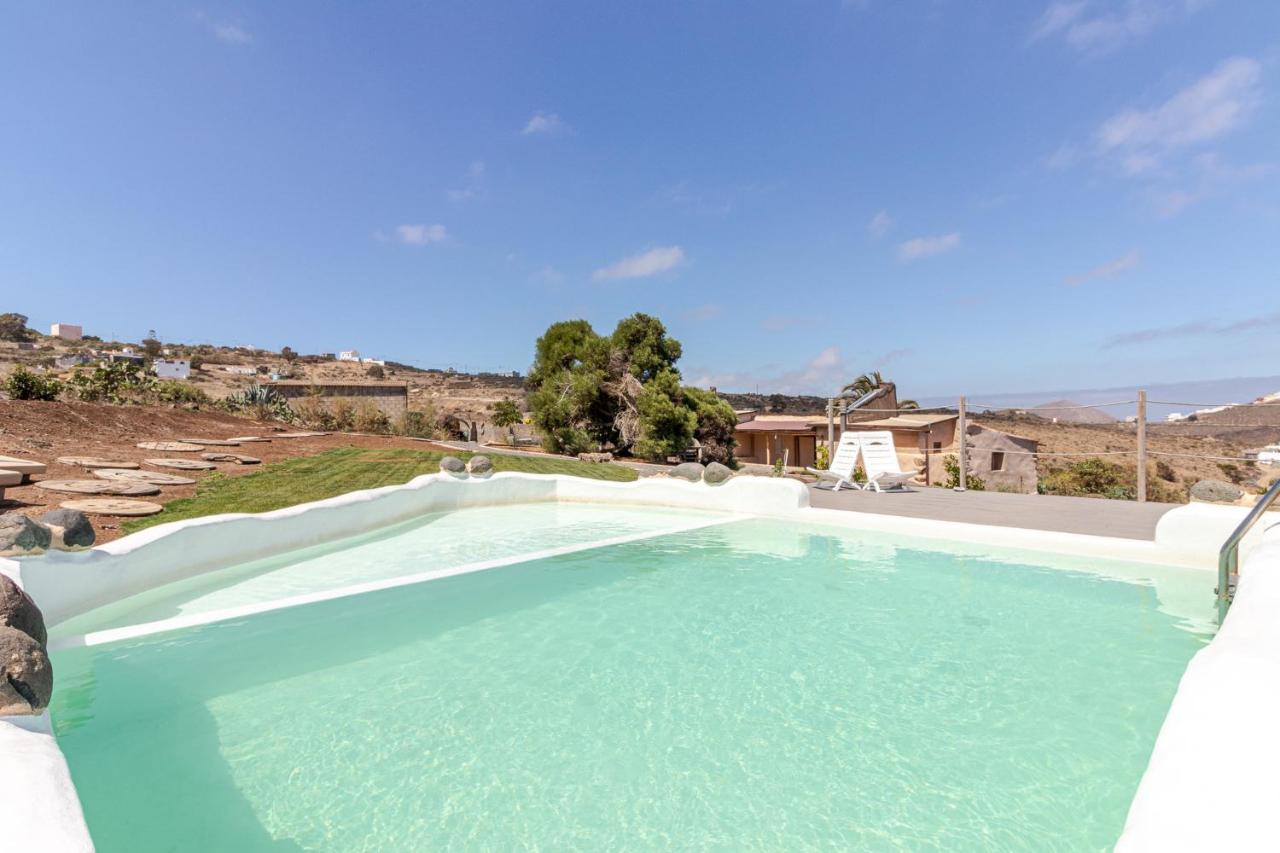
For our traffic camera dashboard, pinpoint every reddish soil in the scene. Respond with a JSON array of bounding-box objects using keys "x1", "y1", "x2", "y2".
[{"x1": 0, "y1": 400, "x2": 451, "y2": 542}]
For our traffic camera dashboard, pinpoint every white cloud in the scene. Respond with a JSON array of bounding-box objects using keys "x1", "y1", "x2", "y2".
[
  {"x1": 686, "y1": 346, "x2": 850, "y2": 395},
  {"x1": 592, "y1": 246, "x2": 685, "y2": 282},
  {"x1": 522, "y1": 112, "x2": 568, "y2": 136},
  {"x1": 447, "y1": 160, "x2": 486, "y2": 202},
  {"x1": 1064, "y1": 250, "x2": 1141, "y2": 286},
  {"x1": 897, "y1": 232, "x2": 961, "y2": 261},
  {"x1": 394, "y1": 224, "x2": 447, "y2": 246},
  {"x1": 867, "y1": 210, "x2": 893, "y2": 238},
  {"x1": 530, "y1": 265, "x2": 564, "y2": 286},
  {"x1": 1031, "y1": 1, "x2": 1198, "y2": 51},
  {"x1": 196, "y1": 13, "x2": 252, "y2": 45},
  {"x1": 1094, "y1": 57, "x2": 1262, "y2": 166},
  {"x1": 683, "y1": 303, "x2": 723, "y2": 322}
]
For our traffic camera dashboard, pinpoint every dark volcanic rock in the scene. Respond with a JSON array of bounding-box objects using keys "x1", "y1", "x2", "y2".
[
  {"x1": 1190, "y1": 479, "x2": 1243, "y2": 503},
  {"x1": 38, "y1": 508, "x2": 95, "y2": 548},
  {"x1": 670, "y1": 462, "x2": 705, "y2": 482},
  {"x1": 0, "y1": 513, "x2": 52, "y2": 556},
  {"x1": 439, "y1": 456, "x2": 467, "y2": 476},
  {"x1": 0, "y1": 626, "x2": 53, "y2": 716},
  {"x1": 0, "y1": 575, "x2": 46, "y2": 647},
  {"x1": 703, "y1": 462, "x2": 734, "y2": 485}
]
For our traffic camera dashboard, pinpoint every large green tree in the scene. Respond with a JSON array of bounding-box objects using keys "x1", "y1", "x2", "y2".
[{"x1": 527, "y1": 313, "x2": 736, "y2": 465}]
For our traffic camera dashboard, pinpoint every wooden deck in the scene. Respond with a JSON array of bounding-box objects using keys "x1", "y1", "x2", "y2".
[{"x1": 807, "y1": 484, "x2": 1179, "y2": 540}]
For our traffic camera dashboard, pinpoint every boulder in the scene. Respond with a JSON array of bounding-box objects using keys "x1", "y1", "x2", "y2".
[
  {"x1": 0, "y1": 626, "x2": 52, "y2": 716},
  {"x1": 0, "y1": 575, "x2": 46, "y2": 647},
  {"x1": 38, "y1": 508, "x2": 95, "y2": 549},
  {"x1": 1190, "y1": 479, "x2": 1244, "y2": 503},
  {"x1": 670, "y1": 462, "x2": 705, "y2": 482},
  {"x1": 439, "y1": 456, "x2": 467, "y2": 476},
  {"x1": 468, "y1": 455, "x2": 494, "y2": 477},
  {"x1": 0, "y1": 513, "x2": 52, "y2": 557},
  {"x1": 703, "y1": 462, "x2": 734, "y2": 485},
  {"x1": 577, "y1": 452, "x2": 614, "y2": 464}
]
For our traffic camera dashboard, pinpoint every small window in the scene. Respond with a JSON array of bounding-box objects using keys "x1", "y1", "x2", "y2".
[
  {"x1": 990, "y1": 451, "x2": 1005, "y2": 472},
  {"x1": 933, "y1": 442, "x2": 942, "y2": 450}
]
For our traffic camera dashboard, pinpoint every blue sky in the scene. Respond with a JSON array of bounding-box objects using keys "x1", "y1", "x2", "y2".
[{"x1": 3, "y1": 2, "x2": 1278, "y2": 398}]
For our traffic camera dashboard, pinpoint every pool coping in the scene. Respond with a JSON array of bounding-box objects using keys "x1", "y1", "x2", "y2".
[{"x1": 1, "y1": 471, "x2": 1273, "y2": 851}]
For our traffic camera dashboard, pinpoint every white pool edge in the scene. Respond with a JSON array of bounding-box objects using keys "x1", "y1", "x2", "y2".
[{"x1": 0, "y1": 471, "x2": 1270, "y2": 852}]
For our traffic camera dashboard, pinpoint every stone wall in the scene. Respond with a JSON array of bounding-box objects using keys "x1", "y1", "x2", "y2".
[{"x1": 269, "y1": 382, "x2": 408, "y2": 420}]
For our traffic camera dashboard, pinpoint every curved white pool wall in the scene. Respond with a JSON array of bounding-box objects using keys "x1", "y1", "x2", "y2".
[
  {"x1": 0, "y1": 470, "x2": 1270, "y2": 853},
  {"x1": 1118, "y1": 518, "x2": 1280, "y2": 852}
]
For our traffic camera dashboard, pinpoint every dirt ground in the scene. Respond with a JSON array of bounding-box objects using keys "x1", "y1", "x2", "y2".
[{"x1": 0, "y1": 400, "x2": 457, "y2": 542}]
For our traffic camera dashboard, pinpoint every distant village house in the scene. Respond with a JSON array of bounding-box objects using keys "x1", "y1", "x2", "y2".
[
  {"x1": 49, "y1": 323, "x2": 82, "y2": 341},
  {"x1": 153, "y1": 359, "x2": 191, "y2": 380}
]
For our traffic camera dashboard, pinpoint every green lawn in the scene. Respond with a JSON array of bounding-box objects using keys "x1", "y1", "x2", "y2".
[{"x1": 122, "y1": 446, "x2": 636, "y2": 534}]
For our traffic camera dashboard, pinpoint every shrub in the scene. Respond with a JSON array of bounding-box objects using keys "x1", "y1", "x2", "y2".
[
  {"x1": 397, "y1": 408, "x2": 437, "y2": 438},
  {"x1": 154, "y1": 381, "x2": 211, "y2": 408},
  {"x1": 814, "y1": 444, "x2": 830, "y2": 471},
  {"x1": 366, "y1": 364, "x2": 386, "y2": 379},
  {"x1": 489, "y1": 398, "x2": 523, "y2": 428},
  {"x1": 292, "y1": 391, "x2": 335, "y2": 430},
  {"x1": 4, "y1": 366, "x2": 61, "y2": 401},
  {"x1": 353, "y1": 401, "x2": 391, "y2": 433},
  {"x1": 68, "y1": 362, "x2": 154, "y2": 404},
  {"x1": 1038, "y1": 458, "x2": 1133, "y2": 500},
  {"x1": 330, "y1": 399, "x2": 356, "y2": 431},
  {"x1": 942, "y1": 454, "x2": 985, "y2": 490},
  {"x1": 1155, "y1": 460, "x2": 1177, "y2": 482}
]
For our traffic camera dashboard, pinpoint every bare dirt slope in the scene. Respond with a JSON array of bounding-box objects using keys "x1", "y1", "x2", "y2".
[{"x1": 0, "y1": 400, "x2": 453, "y2": 542}]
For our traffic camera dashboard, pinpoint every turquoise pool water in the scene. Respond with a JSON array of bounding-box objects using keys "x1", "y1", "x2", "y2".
[{"x1": 50, "y1": 510, "x2": 1213, "y2": 850}]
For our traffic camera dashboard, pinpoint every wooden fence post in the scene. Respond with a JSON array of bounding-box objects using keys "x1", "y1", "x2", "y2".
[
  {"x1": 1137, "y1": 390, "x2": 1147, "y2": 503},
  {"x1": 956, "y1": 396, "x2": 968, "y2": 492}
]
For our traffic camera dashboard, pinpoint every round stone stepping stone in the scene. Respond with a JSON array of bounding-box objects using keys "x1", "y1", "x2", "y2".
[
  {"x1": 275, "y1": 431, "x2": 329, "y2": 438},
  {"x1": 60, "y1": 498, "x2": 163, "y2": 517},
  {"x1": 226, "y1": 436, "x2": 271, "y2": 443},
  {"x1": 144, "y1": 458, "x2": 217, "y2": 471},
  {"x1": 136, "y1": 441, "x2": 203, "y2": 452},
  {"x1": 93, "y1": 469, "x2": 197, "y2": 486},
  {"x1": 36, "y1": 479, "x2": 160, "y2": 496},
  {"x1": 200, "y1": 452, "x2": 260, "y2": 465},
  {"x1": 179, "y1": 438, "x2": 241, "y2": 446},
  {"x1": 56, "y1": 456, "x2": 141, "y2": 470}
]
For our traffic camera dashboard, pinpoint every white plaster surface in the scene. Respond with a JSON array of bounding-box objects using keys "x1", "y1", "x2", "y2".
[
  {"x1": 0, "y1": 715, "x2": 92, "y2": 852},
  {"x1": 1117, "y1": 517, "x2": 1280, "y2": 852},
  {"x1": 0, "y1": 470, "x2": 1268, "y2": 852}
]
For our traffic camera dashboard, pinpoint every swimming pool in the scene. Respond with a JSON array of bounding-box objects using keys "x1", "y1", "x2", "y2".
[{"x1": 48, "y1": 504, "x2": 1214, "y2": 850}]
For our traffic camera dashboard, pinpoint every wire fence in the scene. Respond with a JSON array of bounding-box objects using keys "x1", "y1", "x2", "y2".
[{"x1": 825, "y1": 391, "x2": 1280, "y2": 500}]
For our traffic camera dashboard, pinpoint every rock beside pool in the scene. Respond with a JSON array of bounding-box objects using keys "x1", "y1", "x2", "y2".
[
  {"x1": 1190, "y1": 479, "x2": 1243, "y2": 503},
  {"x1": 467, "y1": 455, "x2": 493, "y2": 477},
  {"x1": 578, "y1": 452, "x2": 613, "y2": 463},
  {"x1": 0, "y1": 575, "x2": 47, "y2": 647},
  {"x1": 703, "y1": 462, "x2": 734, "y2": 485},
  {"x1": 37, "y1": 508, "x2": 95, "y2": 549},
  {"x1": 670, "y1": 462, "x2": 705, "y2": 482},
  {"x1": 439, "y1": 456, "x2": 467, "y2": 476},
  {"x1": 0, "y1": 513, "x2": 53, "y2": 557},
  {"x1": 0, "y1": 626, "x2": 52, "y2": 716}
]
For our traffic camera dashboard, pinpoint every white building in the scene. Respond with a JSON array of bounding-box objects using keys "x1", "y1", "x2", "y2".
[
  {"x1": 338, "y1": 350, "x2": 361, "y2": 362},
  {"x1": 50, "y1": 323, "x2": 82, "y2": 341},
  {"x1": 153, "y1": 359, "x2": 191, "y2": 380}
]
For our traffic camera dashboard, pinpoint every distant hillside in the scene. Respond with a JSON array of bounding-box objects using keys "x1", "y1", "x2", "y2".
[
  {"x1": 717, "y1": 392, "x2": 828, "y2": 415},
  {"x1": 1028, "y1": 399, "x2": 1118, "y2": 425}
]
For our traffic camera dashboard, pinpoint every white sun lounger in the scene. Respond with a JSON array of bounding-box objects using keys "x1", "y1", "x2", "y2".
[
  {"x1": 858, "y1": 431, "x2": 915, "y2": 492},
  {"x1": 806, "y1": 432, "x2": 863, "y2": 491}
]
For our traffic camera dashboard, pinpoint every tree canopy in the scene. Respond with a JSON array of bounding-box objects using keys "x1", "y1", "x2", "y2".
[{"x1": 527, "y1": 313, "x2": 737, "y2": 465}]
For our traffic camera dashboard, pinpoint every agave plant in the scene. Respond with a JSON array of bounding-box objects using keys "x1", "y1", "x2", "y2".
[{"x1": 222, "y1": 383, "x2": 295, "y2": 423}]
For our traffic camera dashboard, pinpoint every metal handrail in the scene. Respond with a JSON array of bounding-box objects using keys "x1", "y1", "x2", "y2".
[{"x1": 1217, "y1": 478, "x2": 1280, "y2": 618}]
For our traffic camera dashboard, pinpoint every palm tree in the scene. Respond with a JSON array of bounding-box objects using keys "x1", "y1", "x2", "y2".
[
  {"x1": 899, "y1": 399, "x2": 920, "y2": 410},
  {"x1": 841, "y1": 370, "x2": 883, "y2": 397}
]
